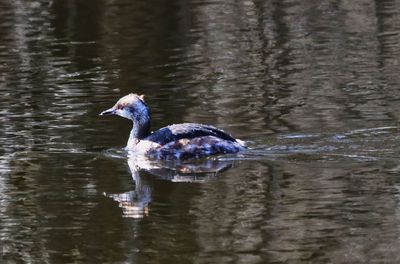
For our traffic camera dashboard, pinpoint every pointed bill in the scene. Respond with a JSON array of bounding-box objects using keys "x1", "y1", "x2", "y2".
[{"x1": 99, "y1": 107, "x2": 116, "y2": 116}]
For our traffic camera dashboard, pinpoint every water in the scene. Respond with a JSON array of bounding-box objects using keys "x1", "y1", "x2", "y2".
[{"x1": 2, "y1": 0, "x2": 400, "y2": 263}]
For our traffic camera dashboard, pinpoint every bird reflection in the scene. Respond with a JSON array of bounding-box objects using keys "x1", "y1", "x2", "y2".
[{"x1": 105, "y1": 154, "x2": 234, "y2": 218}]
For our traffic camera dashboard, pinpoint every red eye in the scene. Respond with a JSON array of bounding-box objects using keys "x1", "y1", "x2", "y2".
[{"x1": 116, "y1": 104, "x2": 124, "y2": 110}]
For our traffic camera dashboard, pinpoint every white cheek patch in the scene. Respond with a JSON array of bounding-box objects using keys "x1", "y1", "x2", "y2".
[
  {"x1": 117, "y1": 109, "x2": 133, "y2": 119},
  {"x1": 115, "y1": 100, "x2": 149, "y2": 122}
]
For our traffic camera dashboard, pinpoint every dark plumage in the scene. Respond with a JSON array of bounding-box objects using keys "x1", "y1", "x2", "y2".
[{"x1": 145, "y1": 123, "x2": 237, "y2": 145}]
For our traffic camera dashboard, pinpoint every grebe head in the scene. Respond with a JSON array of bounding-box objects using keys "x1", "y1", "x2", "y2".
[
  {"x1": 100, "y1": 93, "x2": 149, "y2": 121},
  {"x1": 100, "y1": 93, "x2": 151, "y2": 140}
]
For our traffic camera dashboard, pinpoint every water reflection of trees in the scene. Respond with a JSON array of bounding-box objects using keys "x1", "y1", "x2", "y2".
[{"x1": 2, "y1": 0, "x2": 400, "y2": 262}]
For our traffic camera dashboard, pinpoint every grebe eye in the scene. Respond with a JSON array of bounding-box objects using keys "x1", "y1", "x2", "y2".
[{"x1": 116, "y1": 104, "x2": 124, "y2": 110}]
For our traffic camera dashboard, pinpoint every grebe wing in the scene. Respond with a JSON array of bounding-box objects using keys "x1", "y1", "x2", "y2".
[{"x1": 144, "y1": 123, "x2": 238, "y2": 145}]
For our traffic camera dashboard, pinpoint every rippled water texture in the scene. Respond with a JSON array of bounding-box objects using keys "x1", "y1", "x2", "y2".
[{"x1": 2, "y1": 0, "x2": 400, "y2": 263}]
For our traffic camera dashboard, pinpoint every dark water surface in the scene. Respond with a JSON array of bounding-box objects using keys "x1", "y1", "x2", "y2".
[{"x1": 2, "y1": 0, "x2": 400, "y2": 263}]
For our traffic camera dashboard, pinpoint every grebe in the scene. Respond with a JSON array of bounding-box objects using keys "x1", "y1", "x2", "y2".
[{"x1": 100, "y1": 94, "x2": 245, "y2": 159}]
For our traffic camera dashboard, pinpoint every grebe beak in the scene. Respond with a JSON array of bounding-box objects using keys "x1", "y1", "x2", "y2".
[{"x1": 99, "y1": 107, "x2": 116, "y2": 116}]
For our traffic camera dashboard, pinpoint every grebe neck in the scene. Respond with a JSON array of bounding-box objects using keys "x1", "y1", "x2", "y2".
[{"x1": 127, "y1": 118, "x2": 151, "y2": 148}]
